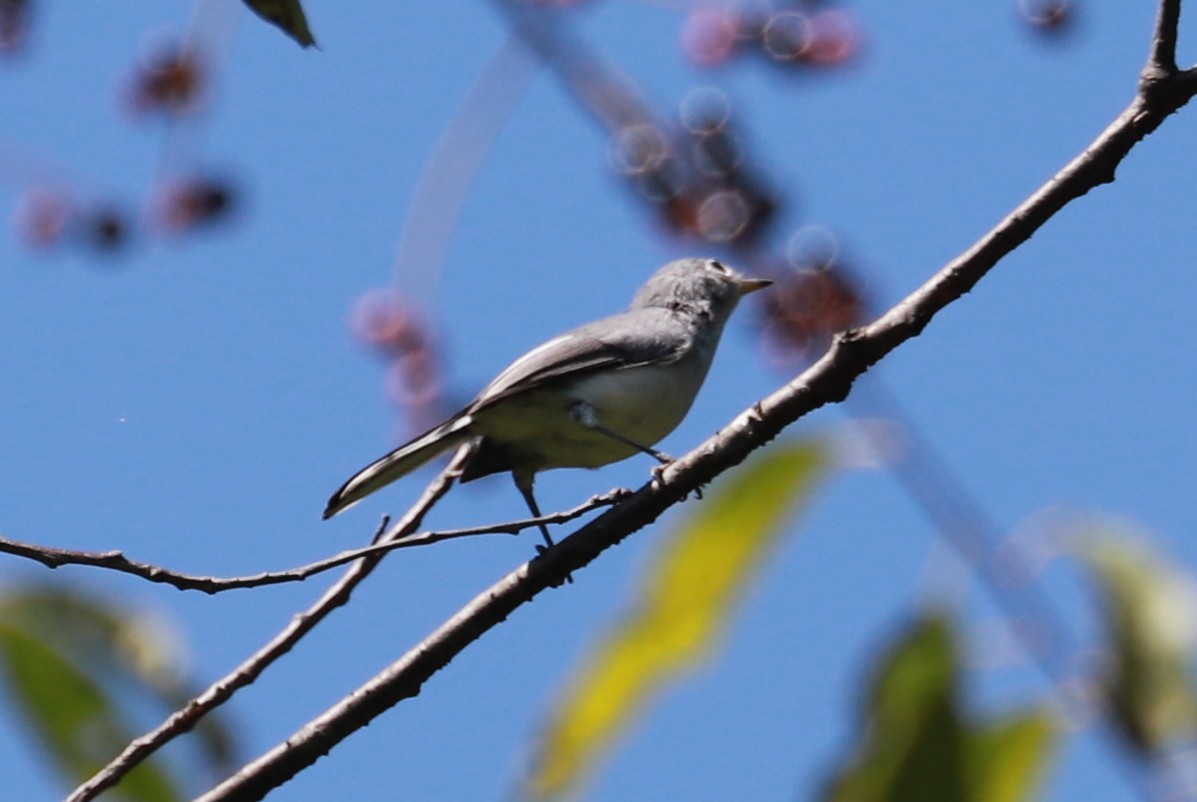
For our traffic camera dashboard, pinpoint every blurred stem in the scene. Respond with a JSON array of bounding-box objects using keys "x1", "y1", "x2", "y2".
[
  {"x1": 393, "y1": 36, "x2": 537, "y2": 307},
  {"x1": 487, "y1": 0, "x2": 660, "y2": 132},
  {"x1": 848, "y1": 379, "x2": 1077, "y2": 687}
]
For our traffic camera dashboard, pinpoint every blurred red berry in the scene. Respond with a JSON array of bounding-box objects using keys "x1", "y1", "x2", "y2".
[
  {"x1": 1019, "y1": 0, "x2": 1075, "y2": 35},
  {"x1": 659, "y1": 191, "x2": 701, "y2": 235},
  {"x1": 157, "y1": 176, "x2": 234, "y2": 231},
  {"x1": 13, "y1": 188, "x2": 73, "y2": 250},
  {"x1": 799, "y1": 9, "x2": 860, "y2": 66},
  {"x1": 127, "y1": 43, "x2": 207, "y2": 116},
  {"x1": 0, "y1": 0, "x2": 30, "y2": 54},
  {"x1": 758, "y1": 261, "x2": 867, "y2": 364},
  {"x1": 682, "y1": 7, "x2": 741, "y2": 67}
]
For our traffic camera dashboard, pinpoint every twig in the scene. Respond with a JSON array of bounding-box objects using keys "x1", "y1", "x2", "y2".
[
  {"x1": 0, "y1": 490, "x2": 623, "y2": 594},
  {"x1": 64, "y1": 448, "x2": 472, "y2": 802},
  {"x1": 189, "y1": 9, "x2": 1197, "y2": 796},
  {"x1": 1147, "y1": 0, "x2": 1182, "y2": 79}
]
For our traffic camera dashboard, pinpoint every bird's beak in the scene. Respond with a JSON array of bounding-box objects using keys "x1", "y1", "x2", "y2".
[{"x1": 737, "y1": 277, "x2": 773, "y2": 295}]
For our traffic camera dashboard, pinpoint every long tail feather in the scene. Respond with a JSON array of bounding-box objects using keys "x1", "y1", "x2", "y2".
[{"x1": 323, "y1": 414, "x2": 474, "y2": 519}]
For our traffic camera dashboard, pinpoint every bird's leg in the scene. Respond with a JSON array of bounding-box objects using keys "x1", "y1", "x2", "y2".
[
  {"x1": 569, "y1": 402, "x2": 673, "y2": 464},
  {"x1": 513, "y1": 472, "x2": 574, "y2": 585},
  {"x1": 513, "y1": 471, "x2": 555, "y2": 550}
]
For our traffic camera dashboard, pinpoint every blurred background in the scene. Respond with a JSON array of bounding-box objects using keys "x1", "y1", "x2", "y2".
[{"x1": 2, "y1": 1, "x2": 1197, "y2": 800}]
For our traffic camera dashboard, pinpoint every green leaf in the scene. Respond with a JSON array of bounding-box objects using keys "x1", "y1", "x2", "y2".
[
  {"x1": 824, "y1": 612, "x2": 966, "y2": 802},
  {"x1": 526, "y1": 440, "x2": 829, "y2": 799},
  {"x1": 0, "y1": 623, "x2": 178, "y2": 801},
  {"x1": 1081, "y1": 535, "x2": 1197, "y2": 754},
  {"x1": 823, "y1": 612, "x2": 1057, "y2": 802},
  {"x1": 0, "y1": 585, "x2": 237, "y2": 797},
  {"x1": 242, "y1": 0, "x2": 317, "y2": 48}
]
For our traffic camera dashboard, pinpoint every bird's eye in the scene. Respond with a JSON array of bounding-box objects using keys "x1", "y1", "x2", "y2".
[{"x1": 709, "y1": 260, "x2": 728, "y2": 273}]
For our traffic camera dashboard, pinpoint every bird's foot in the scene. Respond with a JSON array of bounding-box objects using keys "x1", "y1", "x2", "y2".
[
  {"x1": 650, "y1": 462, "x2": 706, "y2": 500},
  {"x1": 534, "y1": 542, "x2": 574, "y2": 585}
]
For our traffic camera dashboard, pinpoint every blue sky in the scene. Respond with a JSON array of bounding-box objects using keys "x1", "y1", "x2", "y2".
[{"x1": 3, "y1": 1, "x2": 1197, "y2": 800}]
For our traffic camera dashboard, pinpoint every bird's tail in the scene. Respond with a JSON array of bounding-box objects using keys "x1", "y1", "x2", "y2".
[{"x1": 323, "y1": 413, "x2": 475, "y2": 519}]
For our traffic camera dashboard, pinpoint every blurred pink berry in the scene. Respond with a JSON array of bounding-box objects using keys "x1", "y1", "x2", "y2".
[
  {"x1": 682, "y1": 7, "x2": 741, "y2": 67},
  {"x1": 13, "y1": 188, "x2": 73, "y2": 250},
  {"x1": 350, "y1": 289, "x2": 430, "y2": 355}
]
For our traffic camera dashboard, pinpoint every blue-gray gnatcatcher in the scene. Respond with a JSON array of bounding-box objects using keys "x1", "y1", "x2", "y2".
[{"x1": 323, "y1": 257, "x2": 771, "y2": 546}]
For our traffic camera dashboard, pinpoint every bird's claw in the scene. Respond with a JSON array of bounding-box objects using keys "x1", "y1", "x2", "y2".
[
  {"x1": 650, "y1": 458, "x2": 676, "y2": 484},
  {"x1": 533, "y1": 543, "x2": 574, "y2": 585}
]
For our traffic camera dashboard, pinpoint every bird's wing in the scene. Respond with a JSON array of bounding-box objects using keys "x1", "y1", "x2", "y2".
[{"x1": 472, "y1": 308, "x2": 687, "y2": 411}]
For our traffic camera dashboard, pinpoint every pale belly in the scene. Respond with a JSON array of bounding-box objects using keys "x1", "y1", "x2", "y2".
[{"x1": 470, "y1": 358, "x2": 707, "y2": 472}]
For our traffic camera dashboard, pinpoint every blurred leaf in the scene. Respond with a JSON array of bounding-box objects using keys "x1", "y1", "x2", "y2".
[
  {"x1": 0, "y1": 585, "x2": 236, "y2": 796},
  {"x1": 824, "y1": 613, "x2": 965, "y2": 802},
  {"x1": 0, "y1": 621, "x2": 177, "y2": 801},
  {"x1": 241, "y1": 0, "x2": 316, "y2": 48},
  {"x1": 824, "y1": 612, "x2": 1057, "y2": 802},
  {"x1": 526, "y1": 440, "x2": 829, "y2": 799},
  {"x1": 969, "y1": 711, "x2": 1056, "y2": 802},
  {"x1": 1081, "y1": 536, "x2": 1197, "y2": 754}
]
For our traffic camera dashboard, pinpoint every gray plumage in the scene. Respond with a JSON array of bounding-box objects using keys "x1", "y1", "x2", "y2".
[{"x1": 323, "y1": 257, "x2": 771, "y2": 535}]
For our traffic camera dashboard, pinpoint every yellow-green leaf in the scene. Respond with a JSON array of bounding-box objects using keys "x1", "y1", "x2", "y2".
[
  {"x1": 527, "y1": 440, "x2": 828, "y2": 799},
  {"x1": 242, "y1": 0, "x2": 317, "y2": 48},
  {"x1": 969, "y1": 710, "x2": 1057, "y2": 802}
]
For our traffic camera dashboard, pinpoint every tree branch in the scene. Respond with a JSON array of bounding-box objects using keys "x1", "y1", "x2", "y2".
[
  {"x1": 65, "y1": 449, "x2": 473, "y2": 802},
  {"x1": 1147, "y1": 0, "x2": 1182, "y2": 79},
  {"x1": 189, "y1": 26, "x2": 1197, "y2": 800},
  {"x1": 0, "y1": 491, "x2": 623, "y2": 593}
]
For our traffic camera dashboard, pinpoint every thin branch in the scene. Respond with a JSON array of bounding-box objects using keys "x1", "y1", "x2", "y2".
[
  {"x1": 1146, "y1": 0, "x2": 1182, "y2": 80},
  {"x1": 0, "y1": 490, "x2": 623, "y2": 593},
  {"x1": 190, "y1": 29, "x2": 1197, "y2": 801},
  {"x1": 64, "y1": 449, "x2": 472, "y2": 802}
]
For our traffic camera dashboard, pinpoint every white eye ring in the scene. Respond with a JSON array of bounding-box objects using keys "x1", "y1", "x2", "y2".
[{"x1": 709, "y1": 260, "x2": 729, "y2": 273}]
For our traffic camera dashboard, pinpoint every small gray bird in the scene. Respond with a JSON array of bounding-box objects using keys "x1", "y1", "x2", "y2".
[{"x1": 323, "y1": 257, "x2": 771, "y2": 546}]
